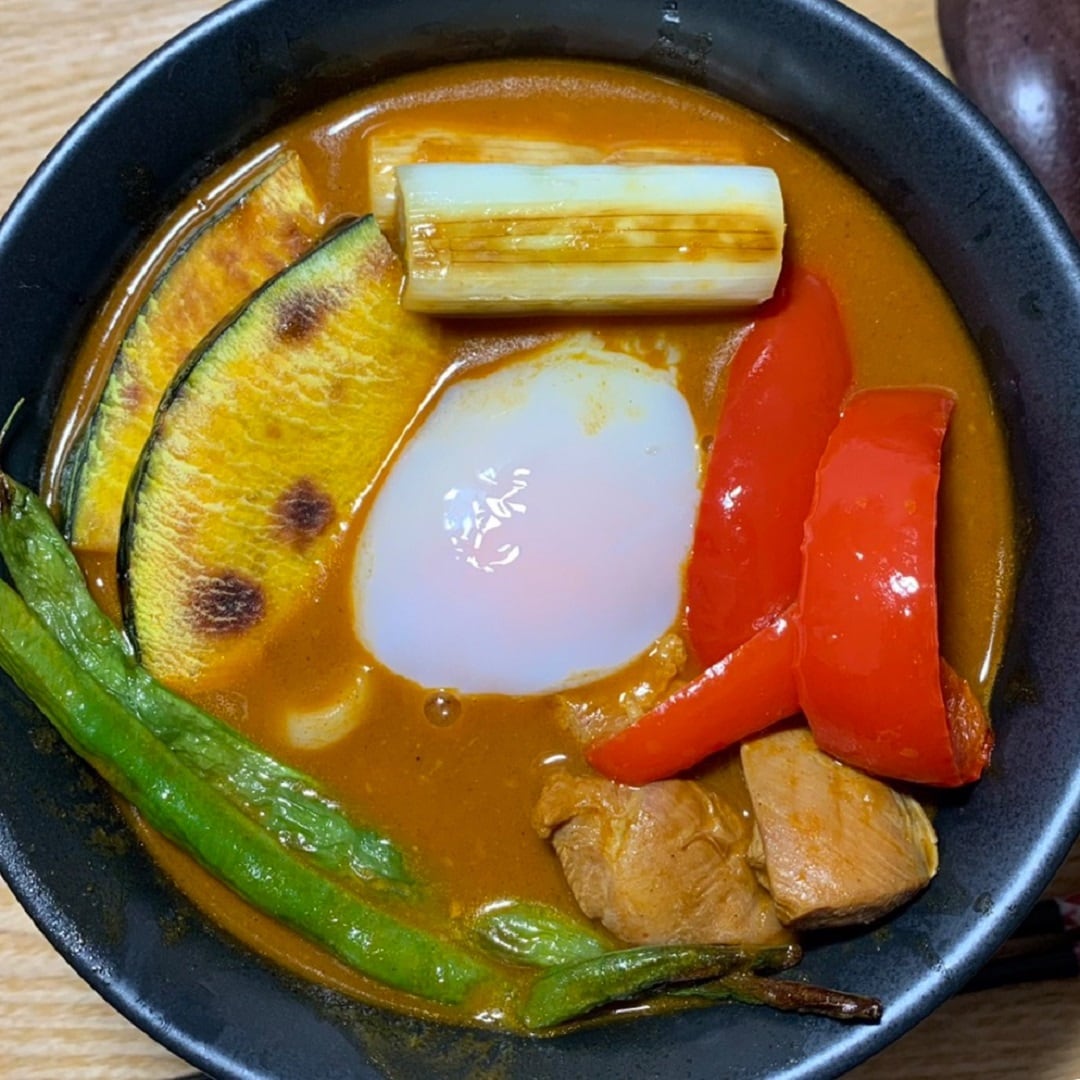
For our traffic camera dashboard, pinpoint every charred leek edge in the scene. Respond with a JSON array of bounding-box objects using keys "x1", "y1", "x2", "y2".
[
  {"x1": 0, "y1": 471, "x2": 412, "y2": 888},
  {"x1": 0, "y1": 578, "x2": 494, "y2": 1005},
  {"x1": 396, "y1": 163, "x2": 785, "y2": 315},
  {"x1": 479, "y1": 900, "x2": 882, "y2": 1025},
  {"x1": 367, "y1": 128, "x2": 741, "y2": 234}
]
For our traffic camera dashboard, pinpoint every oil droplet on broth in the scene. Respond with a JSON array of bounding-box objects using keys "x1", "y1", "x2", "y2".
[{"x1": 425, "y1": 691, "x2": 462, "y2": 727}]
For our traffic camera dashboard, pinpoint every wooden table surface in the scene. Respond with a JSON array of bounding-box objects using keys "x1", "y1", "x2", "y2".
[{"x1": 1, "y1": 2, "x2": 1078, "y2": 1077}]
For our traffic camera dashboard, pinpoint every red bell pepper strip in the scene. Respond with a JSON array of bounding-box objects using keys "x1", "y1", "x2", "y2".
[
  {"x1": 586, "y1": 609, "x2": 799, "y2": 786},
  {"x1": 687, "y1": 266, "x2": 852, "y2": 666},
  {"x1": 795, "y1": 387, "x2": 992, "y2": 787}
]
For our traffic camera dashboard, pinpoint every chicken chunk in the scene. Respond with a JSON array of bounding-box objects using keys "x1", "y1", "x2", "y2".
[
  {"x1": 533, "y1": 770, "x2": 784, "y2": 946},
  {"x1": 740, "y1": 727, "x2": 939, "y2": 930}
]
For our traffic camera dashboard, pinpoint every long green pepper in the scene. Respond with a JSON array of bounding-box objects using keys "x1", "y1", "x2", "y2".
[
  {"x1": 0, "y1": 475, "x2": 409, "y2": 886},
  {"x1": 522, "y1": 941, "x2": 799, "y2": 1029},
  {"x1": 0, "y1": 578, "x2": 494, "y2": 1005},
  {"x1": 477, "y1": 900, "x2": 882, "y2": 1026},
  {"x1": 472, "y1": 901, "x2": 610, "y2": 967}
]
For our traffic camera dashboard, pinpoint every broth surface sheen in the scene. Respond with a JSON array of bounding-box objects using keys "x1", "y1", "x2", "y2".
[{"x1": 46, "y1": 59, "x2": 1014, "y2": 1027}]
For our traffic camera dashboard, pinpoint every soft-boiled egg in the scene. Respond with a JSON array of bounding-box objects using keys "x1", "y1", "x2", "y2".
[{"x1": 352, "y1": 334, "x2": 701, "y2": 696}]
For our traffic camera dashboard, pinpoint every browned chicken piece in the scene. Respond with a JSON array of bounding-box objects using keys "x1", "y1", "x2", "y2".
[
  {"x1": 533, "y1": 770, "x2": 785, "y2": 946},
  {"x1": 740, "y1": 727, "x2": 939, "y2": 931},
  {"x1": 554, "y1": 632, "x2": 687, "y2": 745}
]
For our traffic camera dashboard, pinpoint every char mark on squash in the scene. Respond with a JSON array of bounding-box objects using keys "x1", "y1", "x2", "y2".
[
  {"x1": 186, "y1": 571, "x2": 266, "y2": 635},
  {"x1": 274, "y1": 287, "x2": 336, "y2": 342},
  {"x1": 271, "y1": 477, "x2": 335, "y2": 548},
  {"x1": 117, "y1": 372, "x2": 146, "y2": 411}
]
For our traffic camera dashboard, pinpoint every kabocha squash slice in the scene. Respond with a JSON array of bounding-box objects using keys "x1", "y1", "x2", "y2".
[
  {"x1": 66, "y1": 151, "x2": 323, "y2": 552},
  {"x1": 122, "y1": 216, "x2": 447, "y2": 686}
]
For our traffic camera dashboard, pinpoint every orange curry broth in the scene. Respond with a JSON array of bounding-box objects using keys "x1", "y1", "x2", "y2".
[{"x1": 44, "y1": 59, "x2": 1014, "y2": 1025}]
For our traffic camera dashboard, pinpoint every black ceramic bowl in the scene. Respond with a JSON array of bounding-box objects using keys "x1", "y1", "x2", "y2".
[{"x1": 2, "y1": 1, "x2": 1080, "y2": 1078}]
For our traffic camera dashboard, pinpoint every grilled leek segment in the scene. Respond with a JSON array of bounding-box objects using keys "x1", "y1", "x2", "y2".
[
  {"x1": 395, "y1": 164, "x2": 784, "y2": 314},
  {"x1": 368, "y1": 130, "x2": 602, "y2": 232},
  {"x1": 367, "y1": 129, "x2": 743, "y2": 234}
]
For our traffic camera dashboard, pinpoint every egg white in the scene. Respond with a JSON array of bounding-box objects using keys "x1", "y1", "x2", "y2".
[{"x1": 352, "y1": 334, "x2": 701, "y2": 696}]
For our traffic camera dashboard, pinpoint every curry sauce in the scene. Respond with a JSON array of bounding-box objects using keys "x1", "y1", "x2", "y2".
[{"x1": 43, "y1": 59, "x2": 1014, "y2": 1025}]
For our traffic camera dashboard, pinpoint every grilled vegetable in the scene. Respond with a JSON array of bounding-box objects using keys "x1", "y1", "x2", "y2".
[
  {"x1": 0, "y1": 575, "x2": 494, "y2": 1005},
  {"x1": 66, "y1": 151, "x2": 323, "y2": 552},
  {"x1": 686, "y1": 266, "x2": 852, "y2": 665},
  {"x1": 587, "y1": 269, "x2": 851, "y2": 784},
  {"x1": 795, "y1": 388, "x2": 993, "y2": 786},
  {"x1": 472, "y1": 900, "x2": 609, "y2": 967},
  {"x1": 672, "y1": 973, "x2": 882, "y2": 1023},
  {"x1": 521, "y1": 941, "x2": 799, "y2": 1029},
  {"x1": 586, "y1": 610, "x2": 799, "y2": 785},
  {"x1": 367, "y1": 127, "x2": 740, "y2": 233},
  {"x1": 396, "y1": 163, "x2": 785, "y2": 314},
  {"x1": 368, "y1": 129, "x2": 602, "y2": 232},
  {"x1": 0, "y1": 472, "x2": 410, "y2": 886},
  {"x1": 122, "y1": 215, "x2": 446, "y2": 685},
  {"x1": 476, "y1": 899, "x2": 881, "y2": 1024}
]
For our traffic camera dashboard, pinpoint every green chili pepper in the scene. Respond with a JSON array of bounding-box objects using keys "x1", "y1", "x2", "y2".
[
  {"x1": 486, "y1": 900, "x2": 880, "y2": 1026},
  {"x1": 0, "y1": 473, "x2": 409, "y2": 886},
  {"x1": 472, "y1": 901, "x2": 609, "y2": 967},
  {"x1": 521, "y1": 942, "x2": 799, "y2": 1029},
  {"x1": 0, "y1": 578, "x2": 494, "y2": 1005}
]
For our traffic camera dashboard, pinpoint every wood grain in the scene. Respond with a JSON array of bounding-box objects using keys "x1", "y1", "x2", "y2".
[{"x1": 0, "y1": 2, "x2": 1077, "y2": 1078}]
